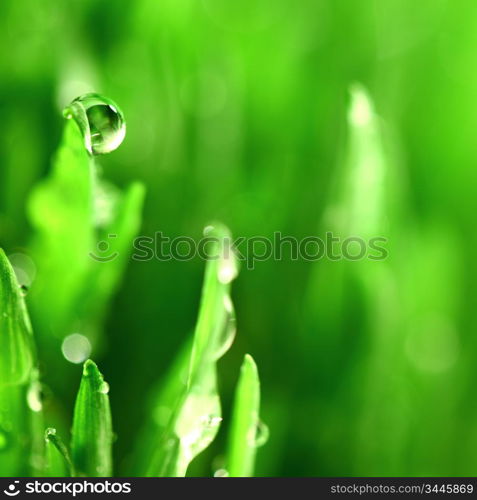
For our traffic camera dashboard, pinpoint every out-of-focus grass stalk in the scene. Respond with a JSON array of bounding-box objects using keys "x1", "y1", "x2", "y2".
[
  {"x1": 303, "y1": 84, "x2": 407, "y2": 474},
  {"x1": 28, "y1": 118, "x2": 145, "y2": 347}
]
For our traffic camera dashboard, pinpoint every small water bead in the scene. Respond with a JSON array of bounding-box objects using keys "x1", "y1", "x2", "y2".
[
  {"x1": 213, "y1": 295, "x2": 237, "y2": 360},
  {"x1": 254, "y1": 420, "x2": 270, "y2": 448},
  {"x1": 217, "y1": 251, "x2": 238, "y2": 285},
  {"x1": 45, "y1": 428, "x2": 58, "y2": 442},
  {"x1": 63, "y1": 93, "x2": 126, "y2": 155},
  {"x1": 9, "y1": 253, "x2": 36, "y2": 289},
  {"x1": 175, "y1": 392, "x2": 222, "y2": 462},
  {"x1": 19, "y1": 284, "x2": 29, "y2": 297},
  {"x1": 27, "y1": 380, "x2": 43, "y2": 412},
  {"x1": 214, "y1": 468, "x2": 229, "y2": 478},
  {"x1": 99, "y1": 381, "x2": 110, "y2": 395}
]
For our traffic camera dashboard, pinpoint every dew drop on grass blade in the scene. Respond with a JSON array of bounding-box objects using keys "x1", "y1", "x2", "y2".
[
  {"x1": 63, "y1": 93, "x2": 126, "y2": 156},
  {"x1": 0, "y1": 249, "x2": 44, "y2": 476},
  {"x1": 27, "y1": 99, "x2": 144, "y2": 345},
  {"x1": 71, "y1": 360, "x2": 113, "y2": 477},
  {"x1": 44, "y1": 428, "x2": 75, "y2": 477}
]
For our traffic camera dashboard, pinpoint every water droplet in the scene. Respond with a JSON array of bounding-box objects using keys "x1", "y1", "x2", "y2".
[
  {"x1": 254, "y1": 420, "x2": 269, "y2": 448},
  {"x1": 213, "y1": 295, "x2": 237, "y2": 360},
  {"x1": 175, "y1": 392, "x2": 222, "y2": 465},
  {"x1": 9, "y1": 253, "x2": 36, "y2": 289},
  {"x1": 99, "y1": 381, "x2": 110, "y2": 394},
  {"x1": 63, "y1": 93, "x2": 126, "y2": 155},
  {"x1": 19, "y1": 284, "x2": 29, "y2": 297},
  {"x1": 27, "y1": 380, "x2": 43, "y2": 412},
  {"x1": 218, "y1": 251, "x2": 238, "y2": 285},
  {"x1": 45, "y1": 427, "x2": 57, "y2": 439},
  {"x1": 62, "y1": 334, "x2": 92, "y2": 364},
  {"x1": 214, "y1": 468, "x2": 229, "y2": 478},
  {"x1": 203, "y1": 225, "x2": 215, "y2": 237}
]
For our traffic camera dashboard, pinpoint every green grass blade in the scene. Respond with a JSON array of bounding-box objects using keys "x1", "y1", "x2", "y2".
[
  {"x1": 0, "y1": 250, "x2": 43, "y2": 475},
  {"x1": 75, "y1": 181, "x2": 145, "y2": 338},
  {"x1": 227, "y1": 354, "x2": 263, "y2": 477},
  {"x1": 188, "y1": 223, "x2": 238, "y2": 382},
  {"x1": 27, "y1": 372, "x2": 46, "y2": 476},
  {"x1": 45, "y1": 428, "x2": 74, "y2": 477},
  {"x1": 27, "y1": 120, "x2": 94, "y2": 338},
  {"x1": 27, "y1": 119, "x2": 145, "y2": 343},
  {"x1": 0, "y1": 384, "x2": 30, "y2": 476},
  {"x1": 0, "y1": 248, "x2": 35, "y2": 386},
  {"x1": 145, "y1": 223, "x2": 238, "y2": 477},
  {"x1": 71, "y1": 360, "x2": 113, "y2": 477}
]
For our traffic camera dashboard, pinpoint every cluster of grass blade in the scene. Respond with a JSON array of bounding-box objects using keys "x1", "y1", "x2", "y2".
[{"x1": 0, "y1": 117, "x2": 266, "y2": 477}]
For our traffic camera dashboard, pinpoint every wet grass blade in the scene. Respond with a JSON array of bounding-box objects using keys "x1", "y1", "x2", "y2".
[
  {"x1": 45, "y1": 428, "x2": 74, "y2": 477},
  {"x1": 0, "y1": 250, "x2": 42, "y2": 475},
  {"x1": 227, "y1": 354, "x2": 262, "y2": 477},
  {"x1": 145, "y1": 223, "x2": 238, "y2": 476},
  {"x1": 71, "y1": 360, "x2": 113, "y2": 477},
  {"x1": 0, "y1": 249, "x2": 35, "y2": 386}
]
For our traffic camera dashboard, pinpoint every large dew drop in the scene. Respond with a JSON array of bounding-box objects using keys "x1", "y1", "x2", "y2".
[{"x1": 63, "y1": 93, "x2": 126, "y2": 155}]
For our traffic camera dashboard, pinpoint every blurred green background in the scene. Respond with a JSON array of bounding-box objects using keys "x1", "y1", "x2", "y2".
[{"x1": 1, "y1": 0, "x2": 477, "y2": 476}]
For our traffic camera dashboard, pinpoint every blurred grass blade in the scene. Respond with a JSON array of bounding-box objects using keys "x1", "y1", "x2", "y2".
[
  {"x1": 0, "y1": 248, "x2": 34, "y2": 386},
  {"x1": 145, "y1": 223, "x2": 238, "y2": 477},
  {"x1": 45, "y1": 428, "x2": 74, "y2": 477},
  {"x1": 0, "y1": 384, "x2": 30, "y2": 475},
  {"x1": 75, "y1": 181, "x2": 145, "y2": 337},
  {"x1": 71, "y1": 360, "x2": 113, "y2": 477},
  {"x1": 227, "y1": 354, "x2": 264, "y2": 477},
  {"x1": 27, "y1": 371, "x2": 46, "y2": 476},
  {"x1": 27, "y1": 120, "x2": 94, "y2": 338},
  {"x1": 342, "y1": 83, "x2": 388, "y2": 238},
  {"x1": 27, "y1": 119, "x2": 145, "y2": 343}
]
